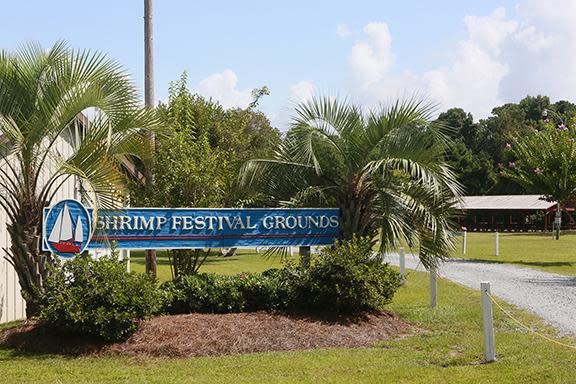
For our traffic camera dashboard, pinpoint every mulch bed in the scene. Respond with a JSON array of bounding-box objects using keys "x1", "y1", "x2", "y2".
[{"x1": 0, "y1": 311, "x2": 411, "y2": 358}]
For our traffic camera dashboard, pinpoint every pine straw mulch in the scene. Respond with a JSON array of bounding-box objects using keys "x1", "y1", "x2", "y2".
[{"x1": 0, "y1": 311, "x2": 411, "y2": 358}]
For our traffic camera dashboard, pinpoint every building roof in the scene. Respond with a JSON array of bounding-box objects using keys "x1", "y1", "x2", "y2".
[{"x1": 456, "y1": 195, "x2": 557, "y2": 211}]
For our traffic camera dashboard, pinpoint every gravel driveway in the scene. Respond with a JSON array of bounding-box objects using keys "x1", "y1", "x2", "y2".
[{"x1": 385, "y1": 252, "x2": 576, "y2": 336}]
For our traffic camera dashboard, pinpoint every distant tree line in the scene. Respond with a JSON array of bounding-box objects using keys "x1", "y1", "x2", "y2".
[{"x1": 436, "y1": 96, "x2": 576, "y2": 195}]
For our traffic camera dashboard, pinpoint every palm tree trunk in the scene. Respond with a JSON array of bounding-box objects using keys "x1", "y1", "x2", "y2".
[{"x1": 6, "y1": 201, "x2": 54, "y2": 317}]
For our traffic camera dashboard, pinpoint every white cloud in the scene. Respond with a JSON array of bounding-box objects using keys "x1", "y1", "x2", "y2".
[
  {"x1": 421, "y1": 8, "x2": 515, "y2": 116},
  {"x1": 336, "y1": 24, "x2": 352, "y2": 37},
  {"x1": 290, "y1": 81, "x2": 317, "y2": 103},
  {"x1": 196, "y1": 69, "x2": 252, "y2": 109},
  {"x1": 348, "y1": 22, "x2": 395, "y2": 90},
  {"x1": 343, "y1": 1, "x2": 576, "y2": 119}
]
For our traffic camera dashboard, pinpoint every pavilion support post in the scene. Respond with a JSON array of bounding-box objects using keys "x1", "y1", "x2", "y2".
[{"x1": 555, "y1": 202, "x2": 561, "y2": 240}]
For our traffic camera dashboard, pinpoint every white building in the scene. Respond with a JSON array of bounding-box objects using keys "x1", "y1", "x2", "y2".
[{"x1": 0, "y1": 130, "x2": 79, "y2": 323}]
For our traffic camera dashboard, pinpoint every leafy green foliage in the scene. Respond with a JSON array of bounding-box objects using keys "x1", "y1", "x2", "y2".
[
  {"x1": 435, "y1": 96, "x2": 576, "y2": 195},
  {"x1": 299, "y1": 236, "x2": 401, "y2": 314},
  {"x1": 505, "y1": 119, "x2": 576, "y2": 205},
  {"x1": 445, "y1": 140, "x2": 497, "y2": 195},
  {"x1": 39, "y1": 254, "x2": 161, "y2": 341},
  {"x1": 240, "y1": 96, "x2": 461, "y2": 268},
  {"x1": 0, "y1": 41, "x2": 158, "y2": 316},
  {"x1": 131, "y1": 72, "x2": 280, "y2": 209},
  {"x1": 161, "y1": 238, "x2": 400, "y2": 315},
  {"x1": 161, "y1": 274, "x2": 245, "y2": 314}
]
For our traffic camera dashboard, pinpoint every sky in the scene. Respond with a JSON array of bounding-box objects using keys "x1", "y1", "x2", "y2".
[{"x1": 2, "y1": 0, "x2": 576, "y2": 129}]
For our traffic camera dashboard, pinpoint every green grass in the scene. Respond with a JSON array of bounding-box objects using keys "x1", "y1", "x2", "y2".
[
  {"x1": 129, "y1": 249, "x2": 290, "y2": 281},
  {"x1": 453, "y1": 231, "x2": 576, "y2": 276},
  {"x1": 2, "y1": 268, "x2": 576, "y2": 383}
]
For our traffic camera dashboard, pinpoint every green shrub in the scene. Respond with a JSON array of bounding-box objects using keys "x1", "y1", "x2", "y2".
[
  {"x1": 161, "y1": 273, "x2": 244, "y2": 314},
  {"x1": 302, "y1": 236, "x2": 401, "y2": 314},
  {"x1": 236, "y1": 270, "x2": 293, "y2": 311},
  {"x1": 161, "y1": 237, "x2": 400, "y2": 316},
  {"x1": 39, "y1": 254, "x2": 161, "y2": 342}
]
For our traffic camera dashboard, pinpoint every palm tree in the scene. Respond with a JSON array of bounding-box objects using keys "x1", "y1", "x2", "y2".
[
  {"x1": 0, "y1": 42, "x2": 157, "y2": 317},
  {"x1": 505, "y1": 122, "x2": 576, "y2": 239},
  {"x1": 239, "y1": 97, "x2": 461, "y2": 268}
]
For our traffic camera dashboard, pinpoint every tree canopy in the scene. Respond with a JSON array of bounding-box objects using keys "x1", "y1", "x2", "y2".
[
  {"x1": 240, "y1": 96, "x2": 462, "y2": 268},
  {"x1": 130, "y1": 72, "x2": 281, "y2": 209},
  {"x1": 435, "y1": 96, "x2": 576, "y2": 196},
  {"x1": 0, "y1": 41, "x2": 157, "y2": 316}
]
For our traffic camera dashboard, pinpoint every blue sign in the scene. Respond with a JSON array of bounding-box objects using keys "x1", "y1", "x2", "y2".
[
  {"x1": 43, "y1": 201, "x2": 340, "y2": 256},
  {"x1": 43, "y1": 199, "x2": 92, "y2": 258}
]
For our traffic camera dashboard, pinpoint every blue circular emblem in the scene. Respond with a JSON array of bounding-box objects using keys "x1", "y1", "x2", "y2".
[{"x1": 44, "y1": 199, "x2": 92, "y2": 258}]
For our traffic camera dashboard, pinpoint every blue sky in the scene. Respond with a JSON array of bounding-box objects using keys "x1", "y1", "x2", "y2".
[{"x1": 2, "y1": 1, "x2": 575, "y2": 128}]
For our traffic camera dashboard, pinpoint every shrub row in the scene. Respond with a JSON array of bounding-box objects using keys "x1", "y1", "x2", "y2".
[
  {"x1": 160, "y1": 270, "x2": 288, "y2": 314},
  {"x1": 162, "y1": 236, "x2": 401, "y2": 315},
  {"x1": 39, "y1": 237, "x2": 400, "y2": 341}
]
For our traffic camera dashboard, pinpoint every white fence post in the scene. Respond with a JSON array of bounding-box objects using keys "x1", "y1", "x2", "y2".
[
  {"x1": 122, "y1": 249, "x2": 131, "y2": 273},
  {"x1": 399, "y1": 247, "x2": 406, "y2": 284},
  {"x1": 481, "y1": 281, "x2": 496, "y2": 362},
  {"x1": 495, "y1": 231, "x2": 499, "y2": 256},
  {"x1": 462, "y1": 230, "x2": 467, "y2": 255},
  {"x1": 430, "y1": 265, "x2": 437, "y2": 308}
]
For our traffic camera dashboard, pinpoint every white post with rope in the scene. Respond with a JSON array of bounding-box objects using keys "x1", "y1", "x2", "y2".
[
  {"x1": 430, "y1": 265, "x2": 437, "y2": 308},
  {"x1": 495, "y1": 231, "x2": 499, "y2": 256},
  {"x1": 399, "y1": 247, "x2": 406, "y2": 284},
  {"x1": 463, "y1": 230, "x2": 467, "y2": 255},
  {"x1": 481, "y1": 281, "x2": 496, "y2": 362}
]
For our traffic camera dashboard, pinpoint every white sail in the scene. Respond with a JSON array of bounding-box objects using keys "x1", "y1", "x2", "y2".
[
  {"x1": 60, "y1": 203, "x2": 73, "y2": 241},
  {"x1": 48, "y1": 208, "x2": 63, "y2": 243},
  {"x1": 74, "y1": 218, "x2": 83, "y2": 243}
]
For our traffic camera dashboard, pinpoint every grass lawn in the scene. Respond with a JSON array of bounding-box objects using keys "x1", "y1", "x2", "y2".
[
  {"x1": 2, "y1": 267, "x2": 576, "y2": 383},
  {"x1": 129, "y1": 249, "x2": 289, "y2": 281},
  {"x1": 452, "y1": 231, "x2": 576, "y2": 276}
]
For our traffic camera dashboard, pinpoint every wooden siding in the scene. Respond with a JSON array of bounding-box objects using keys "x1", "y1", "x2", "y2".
[{"x1": 0, "y1": 136, "x2": 77, "y2": 323}]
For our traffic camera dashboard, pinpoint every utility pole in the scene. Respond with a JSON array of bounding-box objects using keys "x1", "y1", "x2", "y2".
[{"x1": 144, "y1": 0, "x2": 157, "y2": 278}]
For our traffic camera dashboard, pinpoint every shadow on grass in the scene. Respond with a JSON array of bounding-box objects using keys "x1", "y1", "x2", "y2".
[
  {"x1": 451, "y1": 258, "x2": 576, "y2": 269},
  {"x1": 490, "y1": 231, "x2": 576, "y2": 239}
]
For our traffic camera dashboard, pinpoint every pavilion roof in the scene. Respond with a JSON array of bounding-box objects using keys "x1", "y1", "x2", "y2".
[{"x1": 455, "y1": 195, "x2": 557, "y2": 211}]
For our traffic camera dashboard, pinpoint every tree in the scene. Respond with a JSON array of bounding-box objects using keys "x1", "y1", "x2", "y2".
[
  {"x1": 435, "y1": 108, "x2": 497, "y2": 195},
  {"x1": 240, "y1": 97, "x2": 462, "y2": 268},
  {"x1": 130, "y1": 73, "x2": 280, "y2": 273},
  {"x1": 436, "y1": 108, "x2": 476, "y2": 147},
  {"x1": 0, "y1": 42, "x2": 157, "y2": 316},
  {"x1": 505, "y1": 119, "x2": 576, "y2": 239},
  {"x1": 445, "y1": 141, "x2": 497, "y2": 195}
]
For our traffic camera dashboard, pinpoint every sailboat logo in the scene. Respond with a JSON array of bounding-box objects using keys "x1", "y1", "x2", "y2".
[{"x1": 44, "y1": 199, "x2": 91, "y2": 257}]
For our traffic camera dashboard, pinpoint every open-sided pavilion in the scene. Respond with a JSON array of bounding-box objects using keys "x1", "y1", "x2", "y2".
[{"x1": 455, "y1": 195, "x2": 576, "y2": 232}]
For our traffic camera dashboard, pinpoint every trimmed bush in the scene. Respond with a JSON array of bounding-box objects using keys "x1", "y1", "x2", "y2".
[
  {"x1": 301, "y1": 236, "x2": 401, "y2": 314},
  {"x1": 39, "y1": 254, "x2": 161, "y2": 342},
  {"x1": 161, "y1": 273, "x2": 244, "y2": 314},
  {"x1": 162, "y1": 270, "x2": 296, "y2": 314},
  {"x1": 161, "y1": 237, "x2": 400, "y2": 316}
]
